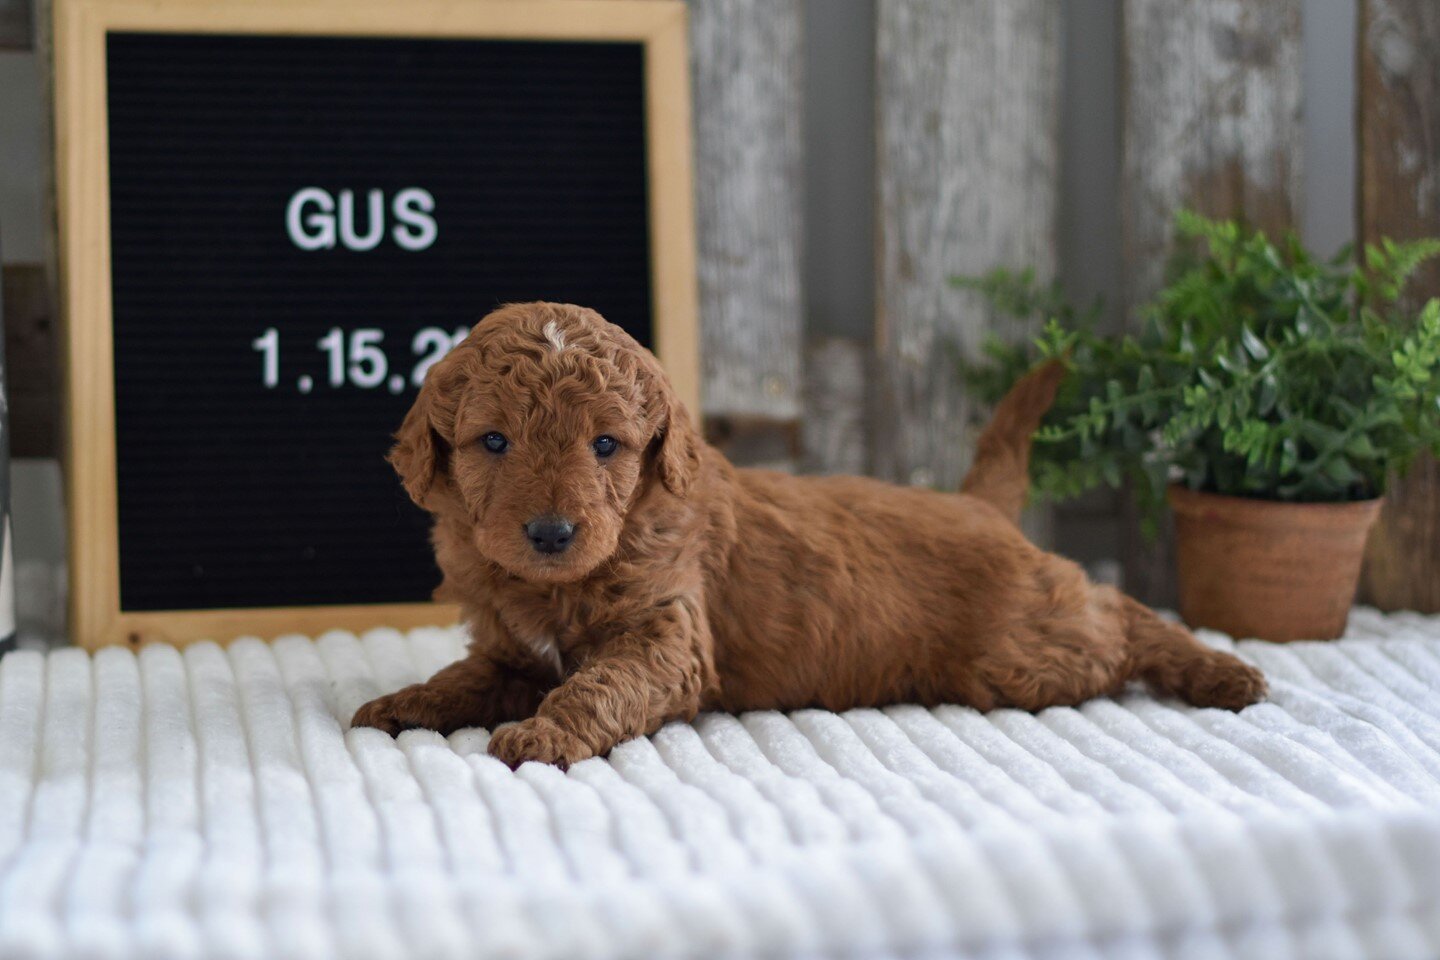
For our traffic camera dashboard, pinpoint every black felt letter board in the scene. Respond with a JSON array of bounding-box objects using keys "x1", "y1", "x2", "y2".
[{"x1": 106, "y1": 32, "x2": 653, "y2": 611}]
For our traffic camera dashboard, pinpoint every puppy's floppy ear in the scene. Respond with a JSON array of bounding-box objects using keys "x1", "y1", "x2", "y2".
[
  {"x1": 651, "y1": 375, "x2": 701, "y2": 498},
  {"x1": 388, "y1": 382, "x2": 447, "y2": 507}
]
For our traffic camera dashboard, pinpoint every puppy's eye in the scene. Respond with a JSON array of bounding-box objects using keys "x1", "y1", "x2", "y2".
[
  {"x1": 480, "y1": 432, "x2": 508, "y2": 454},
  {"x1": 592, "y1": 435, "x2": 619, "y2": 458}
]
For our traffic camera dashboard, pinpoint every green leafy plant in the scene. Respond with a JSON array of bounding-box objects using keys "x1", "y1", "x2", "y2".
[{"x1": 957, "y1": 211, "x2": 1440, "y2": 524}]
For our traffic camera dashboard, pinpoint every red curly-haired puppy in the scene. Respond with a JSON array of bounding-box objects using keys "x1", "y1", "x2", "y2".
[{"x1": 353, "y1": 302, "x2": 1266, "y2": 766}]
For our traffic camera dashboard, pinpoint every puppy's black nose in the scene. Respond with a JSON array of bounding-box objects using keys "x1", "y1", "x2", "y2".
[{"x1": 525, "y1": 516, "x2": 575, "y2": 555}]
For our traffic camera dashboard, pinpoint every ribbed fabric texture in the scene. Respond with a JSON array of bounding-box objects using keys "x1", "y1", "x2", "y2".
[{"x1": 1, "y1": 609, "x2": 1438, "y2": 960}]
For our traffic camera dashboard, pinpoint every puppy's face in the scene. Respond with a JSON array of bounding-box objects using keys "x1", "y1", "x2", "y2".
[
  {"x1": 390, "y1": 303, "x2": 698, "y2": 584},
  {"x1": 445, "y1": 341, "x2": 651, "y2": 583}
]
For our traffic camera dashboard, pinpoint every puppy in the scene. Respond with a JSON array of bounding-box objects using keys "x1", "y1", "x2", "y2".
[{"x1": 353, "y1": 302, "x2": 1266, "y2": 766}]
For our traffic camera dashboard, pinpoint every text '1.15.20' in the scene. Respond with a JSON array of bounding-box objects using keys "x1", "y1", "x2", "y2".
[{"x1": 250, "y1": 326, "x2": 469, "y2": 394}]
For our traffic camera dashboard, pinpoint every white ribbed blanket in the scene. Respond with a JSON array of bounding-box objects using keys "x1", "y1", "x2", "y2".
[{"x1": 2, "y1": 610, "x2": 1440, "y2": 960}]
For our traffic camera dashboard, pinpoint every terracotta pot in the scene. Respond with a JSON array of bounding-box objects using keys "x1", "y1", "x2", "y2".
[{"x1": 1168, "y1": 485, "x2": 1383, "y2": 642}]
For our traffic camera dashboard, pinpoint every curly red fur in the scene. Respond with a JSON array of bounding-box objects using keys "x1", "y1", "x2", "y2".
[{"x1": 353, "y1": 303, "x2": 1266, "y2": 767}]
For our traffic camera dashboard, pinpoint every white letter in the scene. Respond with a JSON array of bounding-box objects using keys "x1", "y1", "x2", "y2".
[
  {"x1": 286, "y1": 187, "x2": 335, "y2": 250},
  {"x1": 338, "y1": 189, "x2": 385, "y2": 251},
  {"x1": 391, "y1": 188, "x2": 437, "y2": 251}
]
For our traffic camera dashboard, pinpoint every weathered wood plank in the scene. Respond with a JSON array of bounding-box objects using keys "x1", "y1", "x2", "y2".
[
  {"x1": 874, "y1": 0, "x2": 1060, "y2": 492},
  {"x1": 30, "y1": 0, "x2": 62, "y2": 410},
  {"x1": 702, "y1": 416, "x2": 799, "y2": 473},
  {"x1": 801, "y1": 336, "x2": 868, "y2": 476},
  {"x1": 1119, "y1": 0, "x2": 1303, "y2": 607},
  {"x1": 0, "y1": 0, "x2": 30, "y2": 49},
  {"x1": 686, "y1": 0, "x2": 804, "y2": 463},
  {"x1": 1358, "y1": 0, "x2": 1440, "y2": 613},
  {"x1": 2, "y1": 265, "x2": 56, "y2": 458},
  {"x1": 0, "y1": 252, "x2": 12, "y2": 648}
]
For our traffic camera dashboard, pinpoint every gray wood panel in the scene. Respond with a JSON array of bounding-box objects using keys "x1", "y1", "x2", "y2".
[
  {"x1": 874, "y1": 0, "x2": 1060, "y2": 491},
  {"x1": 1358, "y1": 0, "x2": 1440, "y2": 613},
  {"x1": 2, "y1": 265, "x2": 55, "y2": 458},
  {"x1": 0, "y1": 0, "x2": 30, "y2": 49},
  {"x1": 1119, "y1": 0, "x2": 1304, "y2": 607},
  {"x1": 687, "y1": 0, "x2": 805, "y2": 448},
  {"x1": 801, "y1": 336, "x2": 868, "y2": 476}
]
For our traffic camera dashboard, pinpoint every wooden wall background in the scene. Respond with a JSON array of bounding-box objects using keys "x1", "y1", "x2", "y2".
[
  {"x1": 4, "y1": 0, "x2": 1439, "y2": 616},
  {"x1": 1118, "y1": 0, "x2": 1304, "y2": 607},
  {"x1": 873, "y1": 0, "x2": 1059, "y2": 493},
  {"x1": 685, "y1": 0, "x2": 805, "y2": 469},
  {"x1": 1357, "y1": 0, "x2": 1440, "y2": 613}
]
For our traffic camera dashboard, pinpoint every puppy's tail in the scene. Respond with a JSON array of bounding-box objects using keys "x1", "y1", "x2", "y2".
[{"x1": 960, "y1": 359, "x2": 1065, "y2": 525}]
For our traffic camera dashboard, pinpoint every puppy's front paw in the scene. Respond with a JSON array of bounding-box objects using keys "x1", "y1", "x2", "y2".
[
  {"x1": 488, "y1": 716, "x2": 593, "y2": 769},
  {"x1": 351, "y1": 685, "x2": 436, "y2": 736}
]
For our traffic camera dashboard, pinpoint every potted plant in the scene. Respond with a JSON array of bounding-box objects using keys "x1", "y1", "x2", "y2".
[{"x1": 959, "y1": 211, "x2": 1440, "y2": 641}]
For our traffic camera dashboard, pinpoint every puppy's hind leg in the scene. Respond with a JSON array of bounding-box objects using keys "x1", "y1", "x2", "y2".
[{"x1": 1119, "y1": 595, "x2": 1267, "y2": 710}]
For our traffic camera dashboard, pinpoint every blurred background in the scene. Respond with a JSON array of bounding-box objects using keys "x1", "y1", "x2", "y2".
[{"x1": 3, "y1": 0, "x2": 1430, "y2": 645}]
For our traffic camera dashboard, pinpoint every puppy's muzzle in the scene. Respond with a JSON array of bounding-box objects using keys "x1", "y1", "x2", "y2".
[{"x1": 525, "y1": 516, "x2": 576, "y2": 555}]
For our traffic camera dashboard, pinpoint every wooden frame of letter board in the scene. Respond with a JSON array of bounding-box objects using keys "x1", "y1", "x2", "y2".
[{"x1": 55, "y1": 0, "x2": 700, "y2": 650}]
